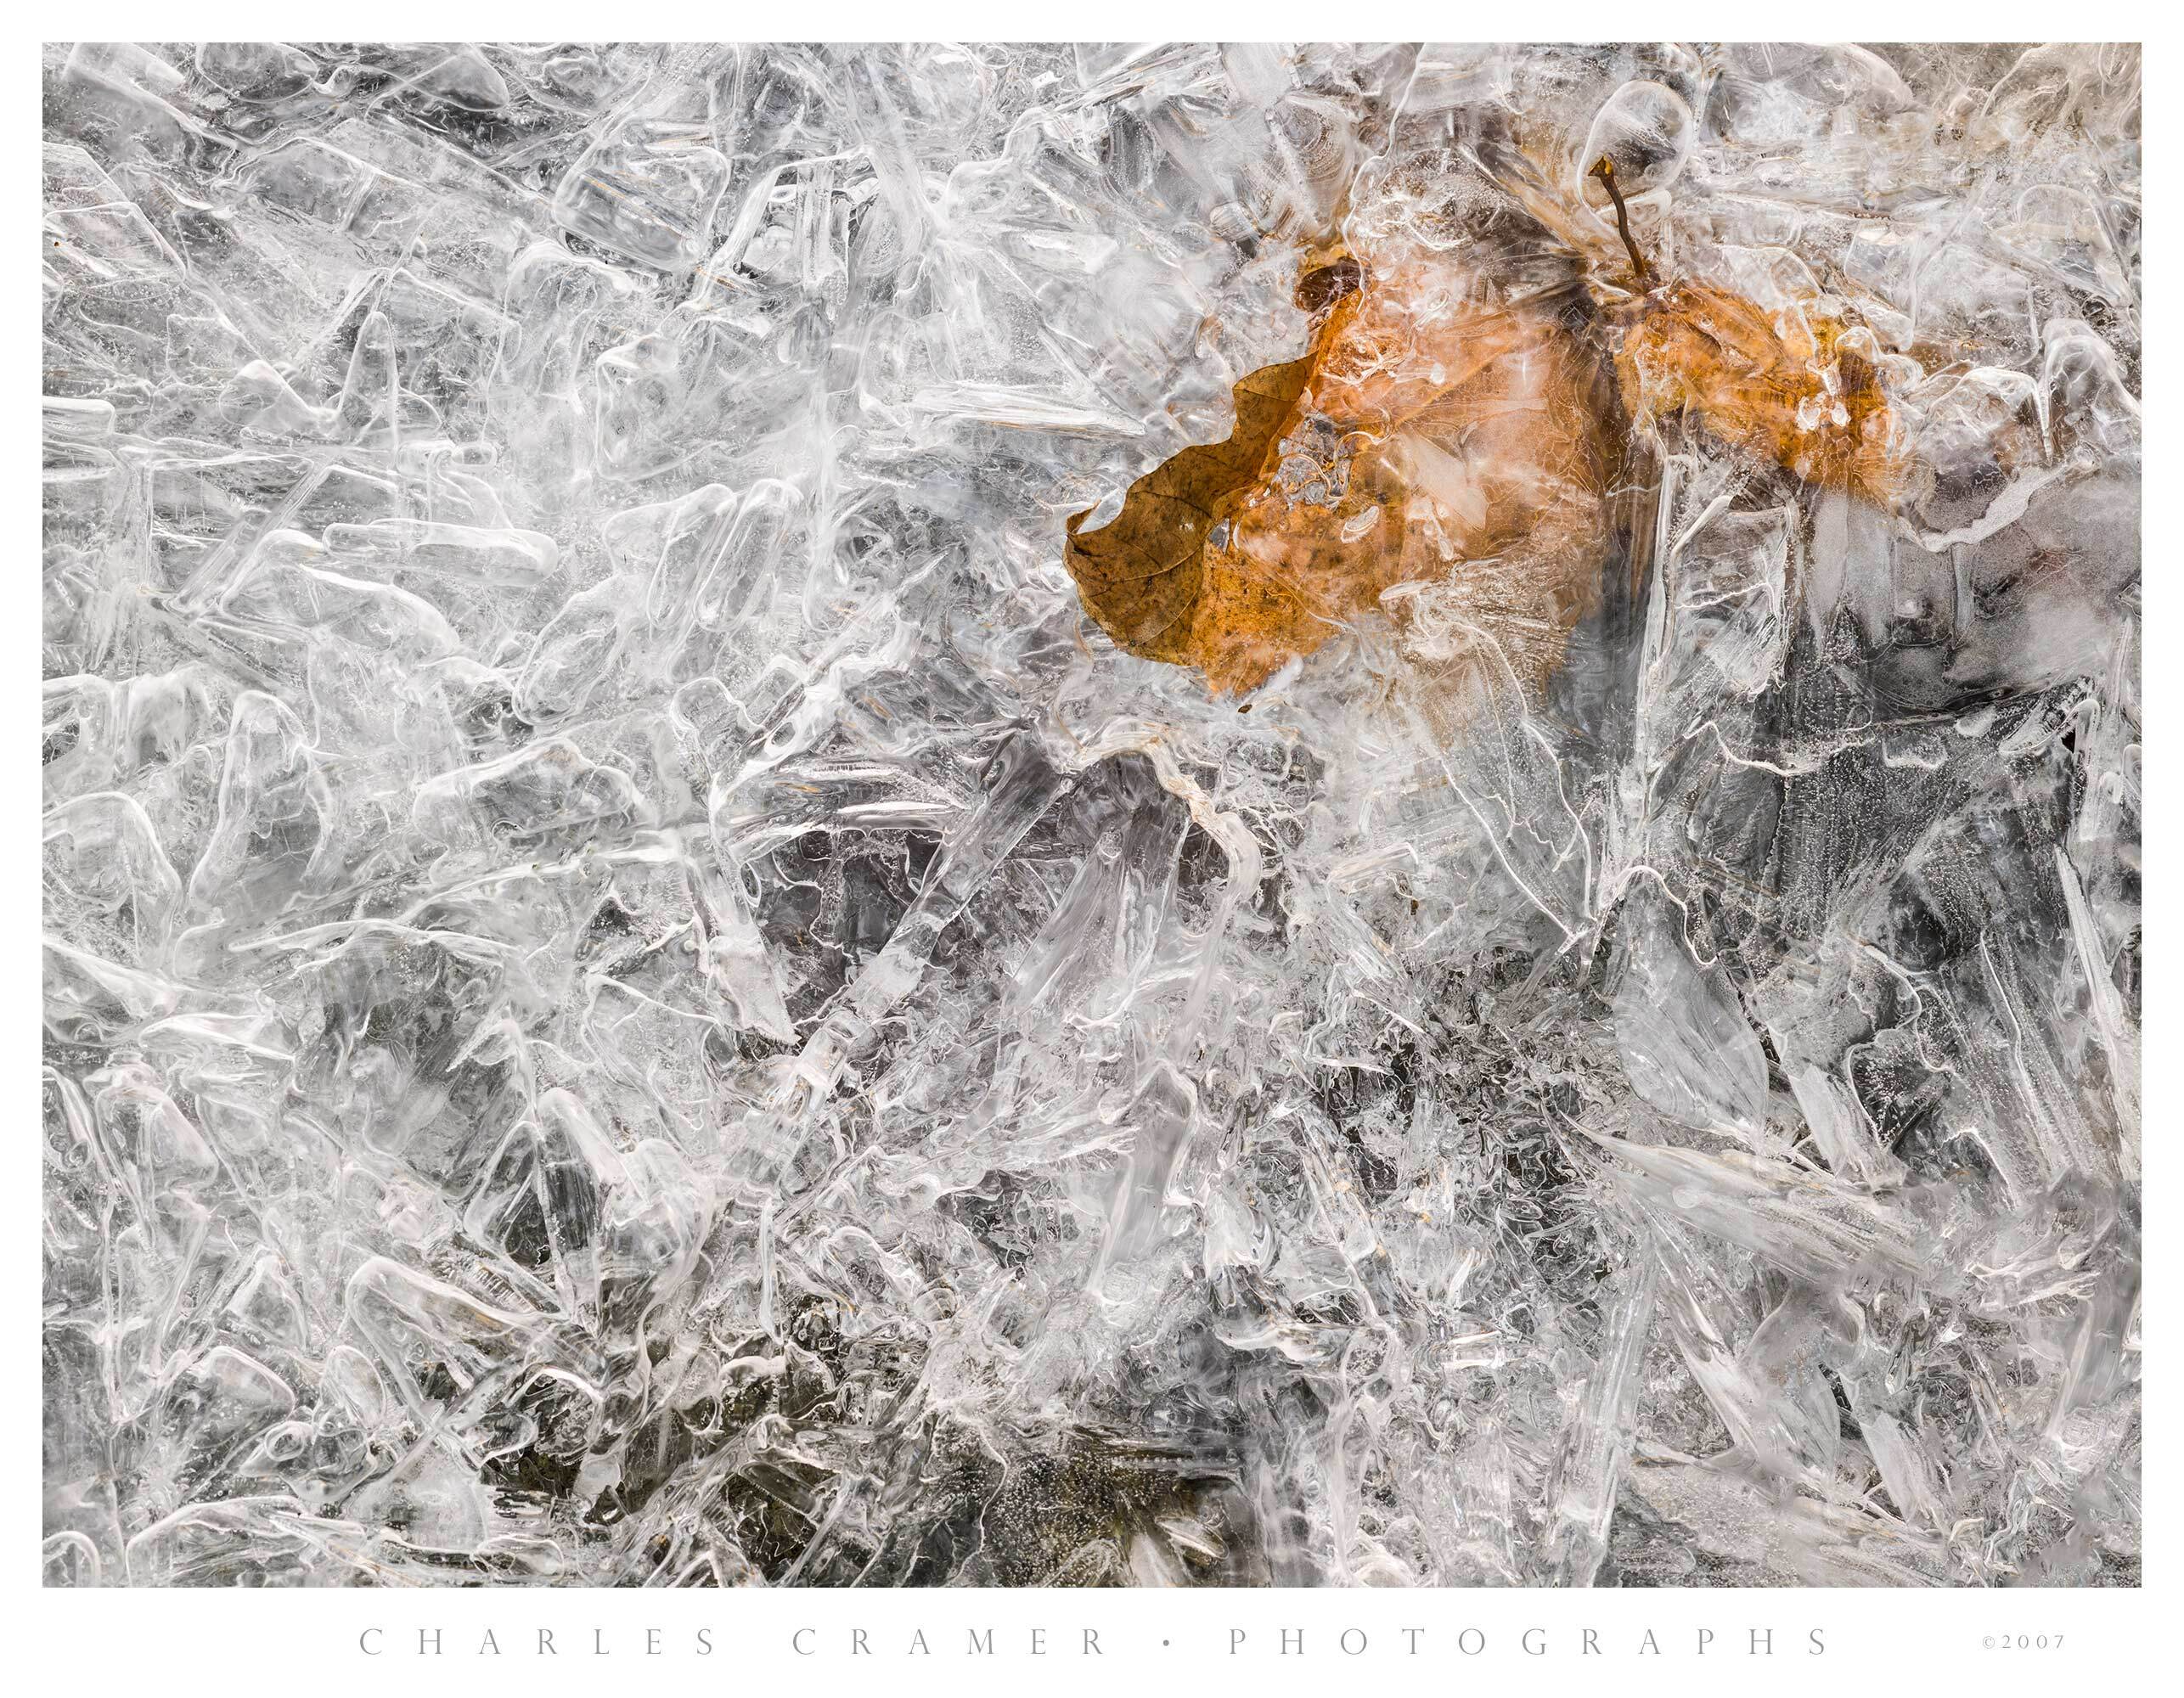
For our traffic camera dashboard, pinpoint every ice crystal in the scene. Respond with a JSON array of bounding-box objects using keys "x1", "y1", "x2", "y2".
[{"x1": 42, "y1": 42, "x2": 2138, "y2": 1588}]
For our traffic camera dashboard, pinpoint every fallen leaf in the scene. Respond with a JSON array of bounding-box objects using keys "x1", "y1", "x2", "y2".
[
  {"x1": 1067, "y1": 255, "x2": 1623, "y2": 697},
  {"x1": 1064, "y1": 155, "x2": 1919, "y2": 700},
  {"x1": 1062, "y1": 315, "x2": 1336, "y2": 684},
  {"x1": 1613, "y1": 279, "x2": 1910, "y2": 503}
]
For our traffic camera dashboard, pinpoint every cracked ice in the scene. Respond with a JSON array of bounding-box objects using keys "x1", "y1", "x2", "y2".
[{"x1": 43, "y1": 42, "x2": 2138, "y2": 1588}]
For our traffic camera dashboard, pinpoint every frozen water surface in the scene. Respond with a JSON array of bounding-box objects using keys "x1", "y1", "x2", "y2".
[{"x1": 42, "y1": 42, "x2": 2137, "y2": 1587}]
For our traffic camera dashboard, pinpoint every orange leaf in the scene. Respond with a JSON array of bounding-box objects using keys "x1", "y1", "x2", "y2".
[
  {"x1": 1066, "y1": 260, "x2": 1623, "y2": 698},
  {"x1": 1063, "y1": 335, "x2": 1329, "y2": 675},
  {"x1": 1613, "y1": 279, "x2": 1909, "y2": 503}
]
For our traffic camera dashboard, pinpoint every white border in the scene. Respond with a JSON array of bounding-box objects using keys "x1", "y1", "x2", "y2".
[{"x1": 7, "y1": 14, "x2": 2168, "y2": 1693}]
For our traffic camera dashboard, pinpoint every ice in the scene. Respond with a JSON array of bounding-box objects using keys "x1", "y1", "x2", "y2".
[{"x1": 43, "y1": 42, "x2": 2137, "y2": 1588}]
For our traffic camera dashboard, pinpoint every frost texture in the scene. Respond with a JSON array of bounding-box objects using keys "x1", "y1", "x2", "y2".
[{"x1": 43, "y1": 42, "x2": 2138, "y2": 1587}]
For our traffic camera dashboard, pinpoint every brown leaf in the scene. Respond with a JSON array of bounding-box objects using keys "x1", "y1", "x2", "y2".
[
  {"x1": 1062, "y1": 177, "x2": 1918, "y2": 702},
  {"x1": 1066, "y1": 261, "x2": 1624, "y2": 698},
  {"x1": 1613, "y1": 280, "x2": 1909, "y2": 503},
  {"x1": 1063, "y1": 334, "x2": 1329, "y2": 678}
]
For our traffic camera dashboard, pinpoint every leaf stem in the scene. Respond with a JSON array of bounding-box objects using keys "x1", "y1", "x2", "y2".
[{"x1": 1589, "y1": 155, "x2": 1652, "y2": 288}]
